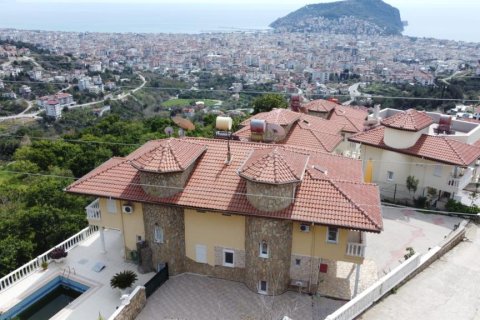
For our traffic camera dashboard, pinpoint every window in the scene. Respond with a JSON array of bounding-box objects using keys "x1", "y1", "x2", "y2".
[
  {"x1": 107, "y1": 198, "x2": 117, "y2": 213},
  {"x1": 258, "y1": 280, "x2": 268, "y2": 294},
  {"x1": 259, "y1": 241, "x2": 269, "y2": 258},
  {"x1": 223, "y1": 249, "x2": 234, "y2": 267},
  {"x1": 387, "y1": 171, "x2": 394, "y2": 181},
  {"x1": 295, "y1": 259, "x2": 301, "y2": 266},
  {"x1": 434, "y1": 165, "x2": 442, "y2": 177},
  {"x1": 154, "y1": 224, "x2": 164, "y2": 244},
  {"x1": 327, "y1": 227, "x2": 339, "y2": 244},
  {"x1": 195, "y1": 245, "x2": 207, "y2": 263}
]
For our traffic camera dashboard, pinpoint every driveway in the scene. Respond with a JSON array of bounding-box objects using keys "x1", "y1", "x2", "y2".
[
  {"x1": 366, "y1": 206, "x2": 463, "y2": 276},
  {"x1": 361, "y1": 223, "x2": 480, "y2": 320}
]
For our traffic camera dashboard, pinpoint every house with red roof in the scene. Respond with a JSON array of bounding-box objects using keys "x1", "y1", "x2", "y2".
[
  {"x1": 66, "y1": 137, "x2": 382, "y2": 299},
  {"x1": 350, "y1": 108, "x2": 480, "y2": 203}
]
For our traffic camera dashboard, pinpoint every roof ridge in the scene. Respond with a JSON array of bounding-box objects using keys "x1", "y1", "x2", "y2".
[
  {"x1": 165, "y1": 139, "x2": 184, "y2": 170},
  {"x1": 443, "y1": 137, "x2": 466, "y2": 165},
  {"x1": 328, "y1": 179, "x2": 382, "y2": 229}
]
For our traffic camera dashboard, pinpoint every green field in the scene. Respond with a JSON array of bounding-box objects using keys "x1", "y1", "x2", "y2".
[{"x1": 161, "y1": 99, "x2": 220, "y2": 108}]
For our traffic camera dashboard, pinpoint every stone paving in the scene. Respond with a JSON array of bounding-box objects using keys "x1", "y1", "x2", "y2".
[{"x1": 137, "y1": 273, "x2": 344, "y2": 320}]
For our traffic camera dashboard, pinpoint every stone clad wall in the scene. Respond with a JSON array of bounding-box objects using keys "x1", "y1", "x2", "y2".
[
  {"x1": 143, "y1": 204, "x2": 185, "y2": 275},
  {"x1": 110, "y1": 286, "x2": 146, "y2": 320},
  {"x1": 245, "y1": 217, "x2": 292, "y2": 295},
  {"x1": 246, "y1": 180, "x2": 295, "y2": 212},
  {"x1": 184, "y1": 257, "x2": 245, "y2": 283},
  {"x1": 139, "y1": 164, "x2": 194, "y2": 198},
  {"x1": 290, "y1": 254, "x2": 321, "y2": 287}
]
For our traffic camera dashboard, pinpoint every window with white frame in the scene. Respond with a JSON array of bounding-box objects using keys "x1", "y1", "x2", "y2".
[
  {"x1": 258, "y1": 280, "x2": 268, "y2": 294},
  {"x1": 107, "y1": 198, "x2": 117, "y2": 213},
  {"x1": 154, "y1": 224, "x2": 164, "y2": 243},
  {"x1": 387, "y1": 171, "x2": 394, "y2": 181},
  {"x1": 223, "y1": 249, "x2": 234, "y2": 267},
  {"x1": 327, "y1": 227, "x2": 339, "y2": 244},
  {"x1": 259, "y1": 240, "x2": 269, "y2": 258}
]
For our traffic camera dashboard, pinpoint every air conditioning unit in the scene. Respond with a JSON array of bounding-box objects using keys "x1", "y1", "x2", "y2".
[
  {"x1": 122, "y1": 205, "x2": 134, "y2": 214},
  {"x1": 300, "y1": 224, "x2": 310, "y2": 232}
]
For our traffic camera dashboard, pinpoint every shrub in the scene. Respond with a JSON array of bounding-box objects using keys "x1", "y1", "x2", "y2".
[
  {"x1": 48, "y1": 247, "x2": 67, "y2": 260},
  {"x1": 446, "y1": 199, "x2": 479, "y2": 214},
  {"x1": 110, "y1": 270, "x2": 138, "y2": 290},
  {"x1": 414, "y1": 196, "x2": 427, "y2": 208}
]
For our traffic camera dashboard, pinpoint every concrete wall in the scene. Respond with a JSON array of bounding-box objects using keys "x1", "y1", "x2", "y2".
[
  {"x1": 184, "y1": 209, "x2": 245, "y2": 266},
  {"x1": 245, "y1": 217, "x2": 292, "y2": 295},
  {"x1": 143, "y1": 204, "x2": 185, "y2": 275},
  {"x1": 246, "y1": 180, "x2": 296, "y2": 212},
  {"x1": 96, "y1": 198, "x2": 145, "y2": 253},
  {"x1": 384, "y1": 127, "x2": 425, "y2": 149},
  {"x1": 291, "y1": 222, "x2": 363, "y2": 264}
]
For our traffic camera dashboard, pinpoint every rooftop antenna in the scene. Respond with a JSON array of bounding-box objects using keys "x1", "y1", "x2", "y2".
[{"x1": 216, "y1": 116, "x2": 233, "y2": 165}]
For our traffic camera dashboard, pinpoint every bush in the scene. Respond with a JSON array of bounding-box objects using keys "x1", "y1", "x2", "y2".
[
  {"x1": 414, "y1": 196, "x2": 427, "y2": 208},
  {"x1": 446, "y1": 199, "x2": 479, "y2": 214},
  {"x1": 110, "y1": 270, "x2": 138, "y2": 290},
  {"x1": 48, "y1": 247, "x2": 67, "y2": 260}
]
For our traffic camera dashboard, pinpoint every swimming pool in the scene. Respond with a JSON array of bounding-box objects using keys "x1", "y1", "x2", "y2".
[{"x1": 0, "y1": 276, "x2": 89, "y2": 320}]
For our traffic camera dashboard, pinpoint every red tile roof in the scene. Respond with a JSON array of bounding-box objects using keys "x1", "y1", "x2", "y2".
[
  {"x1": 349, "y1": 126, "x2": 480, "y2": 166},
  {"x1": 238, "y1": 147, "x2": 309, "y2": 184},
  {"x1": 66, "y1": 138, "x2": 382, "y2": 232},
  {"x1": 240, "y1": 108, "x2": 301, "y2": 127},
  {"x1": 381, "y1": 109, "x2": 433, "y2": 131},
  {"x1": 328, "y1": 105, "x2": 368, "y2": 133},
  {"x1": 129, "y1": 139, "x2": 206, "y2": 173},
  {"x1": 303, "y1": 99, "x2": 337, "y2": 113}
]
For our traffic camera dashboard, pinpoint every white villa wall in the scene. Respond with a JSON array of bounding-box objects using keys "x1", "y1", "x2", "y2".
[{"x1": 384, "y1": 127, "x2": 426, "y2": 149}]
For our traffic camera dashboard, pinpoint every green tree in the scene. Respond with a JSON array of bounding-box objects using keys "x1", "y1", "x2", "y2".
[
  {"x1": 406, "y1": 175, "x2": 419, "y2": 195},
  {"x1": 252, "y1": 94, "x2": 288, "y2": 114}
]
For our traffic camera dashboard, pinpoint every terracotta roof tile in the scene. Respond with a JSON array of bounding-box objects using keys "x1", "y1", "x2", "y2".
[
  {"x1": 381, "y1": 109, "x2": 433, "y2": 131},
  {"x1": 328, "y1": 105, "x2": 368, "y2": 133},
  {"x1": 238, "y1": 147, "x2": 309, "y2": 184},
  {"x1": 349, "y1": 126, "x2": 480, "y2": 166},
  {"x1": 66, "y1": 138, "x2": 382, "y2": 232},
  {"x1": 240, "y1": 108, "x2": 301, "y2": 126},
  {"x1": 303, "y1": 99, "x2": 337, "y2": 113},
  {"x1": 128, "y1": 139, "x2": 206, "y2": 173}
]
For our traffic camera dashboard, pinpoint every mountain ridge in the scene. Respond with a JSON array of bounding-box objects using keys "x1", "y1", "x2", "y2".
[{"x1": 270, "y1": 0, "x2": 404, "y2": 36}]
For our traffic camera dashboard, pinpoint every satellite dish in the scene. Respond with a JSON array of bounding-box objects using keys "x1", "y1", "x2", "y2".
[
  {"x1": 178, "y1": 128, "x2": 185, "y2": 137},
  {"x1": 164, "y1": 126, "x2": 174, "y2": 136},
  {"x1": 172, "y1": 116, "x2": 195, "y2": 131},
  {"x1": 265, "y1": 123, "x2": 286, "y2": 142}
]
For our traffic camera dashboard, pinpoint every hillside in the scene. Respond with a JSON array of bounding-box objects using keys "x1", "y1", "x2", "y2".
[{"x1": 270, "y1": 0, "x2": 404, "y2": 36}]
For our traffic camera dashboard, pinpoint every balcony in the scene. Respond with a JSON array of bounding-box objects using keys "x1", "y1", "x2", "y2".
[
  {"x1": 446, "y1": 167, "x2": 474, "y2": 193},
  {"x1": 85, "y1": 198, "x2": 101, "y2": 220},
  {"x1": 346, "y1": 231, "x2": 366, "y2": 258}
]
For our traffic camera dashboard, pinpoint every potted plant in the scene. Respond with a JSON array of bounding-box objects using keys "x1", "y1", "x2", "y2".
[
  {"x1": 110, "y1": 270, "x2": 138, "y2": 295},
  {"x1": 41, "y1": 261, "x2": 49, "y2": 270},
  {"x1": 48, "y1": 247, "x2": 68, "y2": 263}
]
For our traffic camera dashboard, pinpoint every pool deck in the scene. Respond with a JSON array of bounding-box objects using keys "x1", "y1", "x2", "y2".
[{"x1": 0, "y1": 229, "x2": 155, "y2": 320}]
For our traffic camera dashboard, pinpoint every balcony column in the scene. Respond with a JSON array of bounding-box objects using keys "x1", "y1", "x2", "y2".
[
  {"x1": 100, "y1": 227, "x2": 107, "y2": 254},
  {"x1": 353, "y1": 263, "x2": 361, "y2": 297}
]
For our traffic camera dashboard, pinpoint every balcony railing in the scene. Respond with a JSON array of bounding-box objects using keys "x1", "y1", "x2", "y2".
[
  {"x1": 86, "y1": 198, "x2": 101, "y2": 220},
  {"x1": 446, "y1": 167, "x2": 474, "y2": 192},
  {"x1": 346, "y1": 231, "x2": 366, "y2": 258},
  {"x1": 0, "y1": 226, "x2": 98, "y2": 292}
]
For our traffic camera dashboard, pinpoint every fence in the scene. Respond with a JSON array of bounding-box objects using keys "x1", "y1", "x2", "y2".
[
  {"x1": 325, "y1": 219, "x2": 469, "y2": 320},
  {"x1": 145, "y1": 263, "x2": 169, "y2": 298},
  {"x1": 0, "y1": 225, "x2": 98, "y2": 291}
]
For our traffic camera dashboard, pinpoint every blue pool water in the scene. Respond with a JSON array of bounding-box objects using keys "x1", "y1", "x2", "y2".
[{"x1": 0, "y1": 276, "x2": 89, "y2": 320}]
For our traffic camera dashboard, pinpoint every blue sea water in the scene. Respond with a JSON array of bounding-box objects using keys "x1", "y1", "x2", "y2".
[{"x1": 0, "y1": 2, "x2": 477, "y2": 43}]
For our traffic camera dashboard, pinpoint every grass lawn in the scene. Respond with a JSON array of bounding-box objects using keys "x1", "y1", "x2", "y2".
[{"x1": 161, "y1": 99, "x2": 220, "y2": 108}]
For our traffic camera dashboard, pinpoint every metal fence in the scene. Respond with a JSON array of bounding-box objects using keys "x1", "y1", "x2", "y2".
[{"x1": 145, "y1": 263, "x2": 169, "y2": 298}]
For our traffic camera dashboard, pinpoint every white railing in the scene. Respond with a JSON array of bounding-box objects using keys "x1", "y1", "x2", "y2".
[
  {"x1": 86, "y1": 198, "x2": 101, "y2": 220},
  {"x1": 346, "y1": 243, "x2": 365, "y2": 257},
  {"x1": 446, "y1": 168, "x2": 473, "y2": 191},
  {"x1": 325, "y1": 253, "x2": 421, "y2": 320},
  {"x1": 0, "y1": 225, "x2": 98, "y2": 291}
]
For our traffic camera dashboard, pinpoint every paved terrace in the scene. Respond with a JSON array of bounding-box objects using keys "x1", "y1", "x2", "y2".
[{"x1": 0, "y1": 229, "x2": 154, "y2": 320}]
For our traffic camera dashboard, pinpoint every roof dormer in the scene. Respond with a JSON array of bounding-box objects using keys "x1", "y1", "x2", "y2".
[
  {"x1": 129, "y1": 139, "x2": 206, "y2": 198},
  {"x1": 238, "y1": 147, "x2": 309, "y2": 212},
  {"x1": 381, "y1": 109, "x2": 433, "y2": 149}
]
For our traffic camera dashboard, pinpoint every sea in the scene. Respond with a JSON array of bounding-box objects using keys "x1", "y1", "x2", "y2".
[{"x1": 0, "y1": 2, "x2": 478, "y2": 43}]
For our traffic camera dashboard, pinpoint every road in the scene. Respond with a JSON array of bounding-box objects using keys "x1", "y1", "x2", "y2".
[
  {"x1": 361, "y1": 223, "x2": 480, "y2": 320},
  {"x1": 343, "y1": 82, "x2": 362, "y2": 105},
  {"x1": 0, "y1": 74, "x2": 146, "y2": 122}
]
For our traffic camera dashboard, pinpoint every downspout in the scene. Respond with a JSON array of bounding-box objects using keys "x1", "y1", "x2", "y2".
[
  {"x1": 119, "y1": 201, "x2": 128, "y2": 260},
  {"x1": 308, "y1": 222, "x2": 315, "y2": 294}
]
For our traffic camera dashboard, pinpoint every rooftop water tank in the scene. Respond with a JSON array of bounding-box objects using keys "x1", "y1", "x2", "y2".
[{"x1": 250, "y1": 119, "x2": 266, "y2": 133}]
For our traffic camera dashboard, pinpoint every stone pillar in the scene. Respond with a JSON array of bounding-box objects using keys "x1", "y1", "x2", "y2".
[
  {"x1": 100, "y1": 227, "x2": 106, "y2": 254},
  {"x1": 143, "y1": 204, "x2": 185, "y2": 275},
  {"x1": 245, "y1": 217, "x2": 292, "y2": 295}
]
